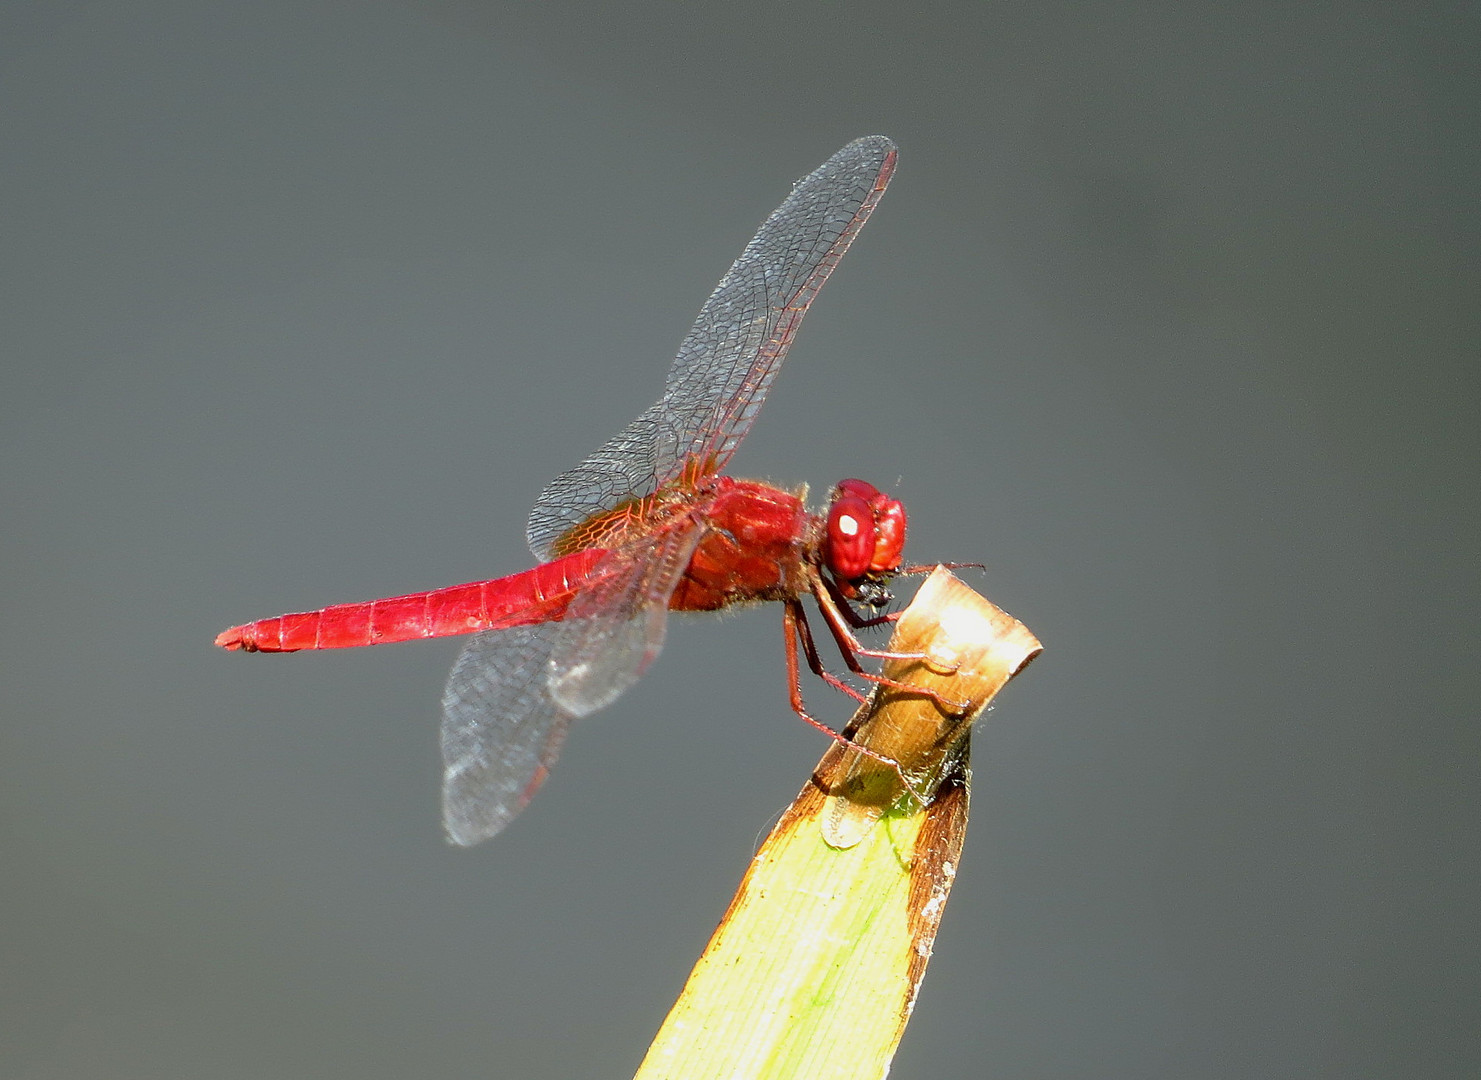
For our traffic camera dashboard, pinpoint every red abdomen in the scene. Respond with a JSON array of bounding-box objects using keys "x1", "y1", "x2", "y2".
[{"x1": 216, "y1": 549, "x2": 607, "y2": 652}]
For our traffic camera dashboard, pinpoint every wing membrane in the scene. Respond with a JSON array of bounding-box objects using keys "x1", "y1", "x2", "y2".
[
  {"x1": 441, "y1": 621, "x2": 578, "y2": 846},
  {"x1": 547, "y1": 522, "x2": 704, "y2": 715},
  {"x1": 440, "y1": 524, "x2": 703, "y2": 845},
  {"x1": 527, "y1": 136, "x2": 897, "y2": 560}
]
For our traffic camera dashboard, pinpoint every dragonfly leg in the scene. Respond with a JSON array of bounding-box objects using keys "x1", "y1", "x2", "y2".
[
  {"x1": 811, "y1": 578, "x2": 972, "y2": 715},
  {"x1": 822, "y1": 581, "x2": 898, "y2": 631},
  {"x1": 787, "y1": 599, "x2": 870, "y2": 705},
  {"x1": 814, "y1": 576, "x2": 930, "y2": 665},
  {"x1": 825, "y1": 563, "x2": 986, "y2": 632},
  {"x1": 782, "y1": 600, "x2": 929, "y2": 809},
  {"x1": 896, "y1": 560, "x2": 986, "y2": 577}
]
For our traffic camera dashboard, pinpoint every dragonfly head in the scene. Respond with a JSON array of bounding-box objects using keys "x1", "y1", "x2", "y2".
[{"x1": 823, "y1": 479, "x2": 907, "y2": 605}]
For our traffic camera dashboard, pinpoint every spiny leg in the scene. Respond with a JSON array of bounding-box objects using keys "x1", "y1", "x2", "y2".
[
  {"x1": 787, "y1": 598, "x2": 869, "y2": 705},
  {"x1": 897, "y1": 561, "x2": 986, "y2": 577},
  {"x1": 813, "y1": 576, "x2": 937, "y2": 667},
  {"x1": 811, "y1": 577, "x2": 971, "y2": 715},
  {"x1": 780, "y1": 600, "x2": 927, "y2": 806},
  {"x1": 835, "y1": 562, "x2": 989, "y2": 629},
  {"x1": 824, "y1": 578, "x2": 899, "y2": 631}
]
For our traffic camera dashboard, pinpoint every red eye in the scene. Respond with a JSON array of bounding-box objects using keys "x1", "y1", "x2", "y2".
[
  {"x1": 869, "y1": 498, "x2": 907, "y2": 573},
  {"x1": 825, "y1": 480, "x2": 909, "y2": 583},
  {"x1": 835, "y1": 478, "x2": 883, "y2": 504},
  {"x1": 825, "y1": 494, "x2": 874, "y2": 581}
]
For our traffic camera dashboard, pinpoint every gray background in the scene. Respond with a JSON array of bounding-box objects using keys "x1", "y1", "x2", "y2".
[{"x1": 3, "y1": 2, "x2": 1475, "y2": 1077}]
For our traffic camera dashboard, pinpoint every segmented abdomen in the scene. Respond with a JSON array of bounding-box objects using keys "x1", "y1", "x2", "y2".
[{"x1": 215, "y1": 549, "x2": 607, "y2": 652}]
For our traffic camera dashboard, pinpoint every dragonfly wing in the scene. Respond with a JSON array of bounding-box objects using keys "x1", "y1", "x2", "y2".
[
  {"x1": 527, "y1": 136, "x2": 897, "y2": 561},
  {"x1": 547, "y1": 522, "x2": 704, "y2": 715},
  {"x1": 657, "y1": 135, "x2": 897, "y2": 483},
  {"x1": 440, "y1": 524, "x2": 702, "y2": 845},
  {"x1": 526, "y1": 406, "x2": 680, "y2": 562},
  {"x1": 441, "y1": 622, "x2": 579, "y2": 846}
]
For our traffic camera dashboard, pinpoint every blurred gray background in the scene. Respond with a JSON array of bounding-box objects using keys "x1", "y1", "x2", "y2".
[{"x1": 3, "y1": 2, "x2": 1475, "y2": 1077}]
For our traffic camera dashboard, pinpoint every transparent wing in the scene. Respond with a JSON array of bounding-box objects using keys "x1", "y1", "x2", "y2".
[
  {"x1": 441, "y1": 622, "x2": 580, "y2": 846},
  {"x1": 527, "y1": 135, "x2": 897, "y2": 561},
  {"x1": 547, "y1": 522, "x2": 704, "y2": 715},
  {"x1": 440, "y1": 524, "x2": 703, "y2": 846}
]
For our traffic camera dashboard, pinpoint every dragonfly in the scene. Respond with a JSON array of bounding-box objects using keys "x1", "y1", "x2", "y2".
[{"x1": 218, "y1": 135, "x2": 937, "y2": 845}]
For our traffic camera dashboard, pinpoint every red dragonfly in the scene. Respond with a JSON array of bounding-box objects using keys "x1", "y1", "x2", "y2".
[{"x1": 218, "y1": 136, "x2": 925, "y2": 845}]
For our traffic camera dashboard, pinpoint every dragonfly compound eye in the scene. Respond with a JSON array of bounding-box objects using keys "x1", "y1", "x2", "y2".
[
  {"x1": 825, "y1": 492, "x2": 876, "y2": 582},
  {"x1": 825, "y1": 479, "x2": 909, "y2": 585},
  {"x1": 868, "y1": 495, "x2": 907, "y2": 574}
]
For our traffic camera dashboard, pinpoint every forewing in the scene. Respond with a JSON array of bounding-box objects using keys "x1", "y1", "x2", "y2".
[
  {"x1": 527, "y1": 136, "x2": 897, "y2": 561},
  {"x1": 441, "y1": 622, "x2": 579, "y2": 846}
]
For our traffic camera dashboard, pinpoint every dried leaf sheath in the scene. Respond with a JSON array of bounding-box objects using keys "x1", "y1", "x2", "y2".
[
  {"x1": 634, "y1": 568, "x2": 1041, "y2": 1080},
  {"x1": 822, "y1": 568, "x2": 1043, "y2": 848}
]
